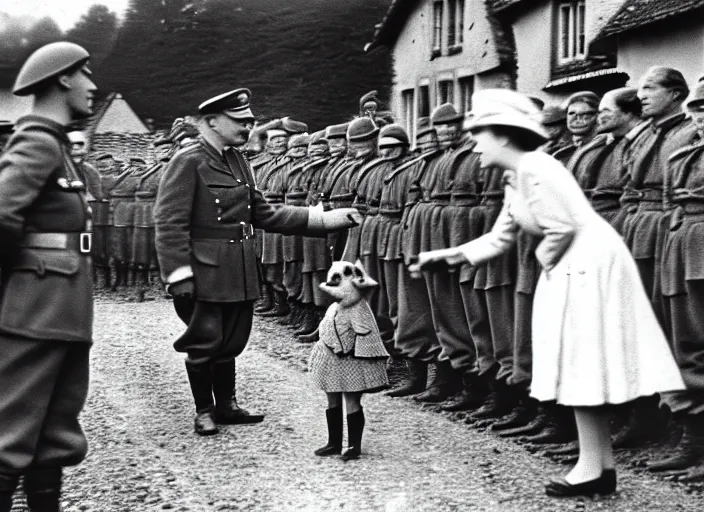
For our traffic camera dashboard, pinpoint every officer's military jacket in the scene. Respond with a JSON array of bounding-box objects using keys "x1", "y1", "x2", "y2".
[
  {"x1": 110, "y1": 167, "x2": 143, "y2": 227},
  {"x1": 258, "y1": 155, "x2": 291, "y2": 265},
  {"x1": 0, "y1": 116, "x2": 92, "y2": 342},
  {"x1": 281, "y1": 155, "x2": 309, "y2": 262},
  {"x1": 154, "y1": 138, "x2": 321, "y2": 302},
  {"x1": 622, "y1": 113, "x2": 697, "y2": 259}
]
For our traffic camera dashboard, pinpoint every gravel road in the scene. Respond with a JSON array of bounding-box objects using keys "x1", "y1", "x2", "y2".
[{"x1": 50, "y1": 298, "x2": 704, "y2": 511}]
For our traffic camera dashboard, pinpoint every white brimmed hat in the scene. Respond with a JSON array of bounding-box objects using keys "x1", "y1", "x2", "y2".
[{"x1": 465, "y1": 89, "x2": 549, "y2": 140}]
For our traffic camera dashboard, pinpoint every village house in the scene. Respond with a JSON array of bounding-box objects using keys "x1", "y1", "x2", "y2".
[{"x1": 367, "y1": 0, "x2": 704, "y2": 130}]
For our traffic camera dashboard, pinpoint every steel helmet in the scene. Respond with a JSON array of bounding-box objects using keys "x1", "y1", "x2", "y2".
[{"x1": 13, "y1": 42, "x2": 90, "y2": 96}]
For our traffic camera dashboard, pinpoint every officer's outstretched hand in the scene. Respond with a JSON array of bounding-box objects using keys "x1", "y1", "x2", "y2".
[
  {"x1": 323, "y1": 208, "x2": 362, "y2": 230},
  {"x1": 408, "y1": 248, "x2": 468, "y2": 279},
  {"x1": 168, "y1": 279, "x2": 195, "y2": 298}
]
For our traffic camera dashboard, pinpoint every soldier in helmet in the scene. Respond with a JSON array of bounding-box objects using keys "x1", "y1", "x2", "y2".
[
  {"x1": 0, "y1": 42, "x2": 96, "y2": 511},
  {"x1": 153, "y1": 88, "x2": 361, "y2": 436}
]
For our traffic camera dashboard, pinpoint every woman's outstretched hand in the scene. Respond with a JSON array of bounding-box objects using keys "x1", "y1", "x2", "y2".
[{"x1": 408, "y1": 248, "x2": 469, "y2": 279}]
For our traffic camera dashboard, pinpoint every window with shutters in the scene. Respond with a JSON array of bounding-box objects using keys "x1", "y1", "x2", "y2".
[
  {"x1": 558, "y1": 1, "x2": 586, "y2": 63},
  {"x1": 419, "y1": 85, "x2": 431, "y2": 118},
  {"x1": 459, "y1": 76, "x2": 474, "y2": 114}
]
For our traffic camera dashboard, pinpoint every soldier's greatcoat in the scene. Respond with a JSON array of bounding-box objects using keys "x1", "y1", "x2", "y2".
[
  {"x1": 661, "y1": 138, "x2": 704, "y2": 414},
  {"x1": 0, "y1": 115, "x2": 92, "y2": 472},
  {"x1": 154, "y1": 139, "x2": 323, "y2": 360},
  {"x1": 132, "y1": 161, "x2": 165, "y2": 268}
]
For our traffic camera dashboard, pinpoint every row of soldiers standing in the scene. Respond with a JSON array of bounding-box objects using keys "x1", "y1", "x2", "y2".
[{"x1": 247, "y1": 73, "x2": 704, "y2": 482}]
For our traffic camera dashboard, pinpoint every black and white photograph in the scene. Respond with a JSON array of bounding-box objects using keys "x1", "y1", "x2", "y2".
[{"x1": 1, "y1": 0, "x2": 704, "y2": 510}]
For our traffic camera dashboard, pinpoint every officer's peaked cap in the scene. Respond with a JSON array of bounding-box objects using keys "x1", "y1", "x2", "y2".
[
  {"x1": 13, "y1": 42, "x2": 90, "y2": 96},
  {"x1": 347, "y1": 117, "x2": 379, "y2": 142},
  {"x1": 198, "y1": 88, "x2": 253, "y2": 119},
  {"x1": 431, "y1": 103, "x2": 463, "y2": 125},
  {"x1": 378, "y1": 124, "x2": 409, "y2": 147},
  {"x1": 325, "y1": 123, "x2": 350, "y2": 140},
  {"x1": 281, "y1": 117, "x2": 308, "y2": 134}
]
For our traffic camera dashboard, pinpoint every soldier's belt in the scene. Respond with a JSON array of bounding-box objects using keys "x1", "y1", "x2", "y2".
[
  {"x1": 365, "y1": 207, "x2": 379, "y2": 215},
  {"x1": 482, "y1": 191, "x2": 504, "y2": 199},
  {"x1": 191, "y1": 223, "x2": 254, "y2": 240},
  {"x1": 328, "y1": 193, "x2": 355, "y2": 202},
  {"x1": 590, "y1": 198, "x2": 621, "y2": 212},
  {"x1": 109, "y1": 195, "x2": 135, "y2": 200},
  {"x1": 682, "y1": 203, "x2": 704, "y2": 215},
  {"x1": 22, "y1": 232, "x2": 92, "y2": 254},
  {"x1": 630, "y1": 189, "x2": 663, "y2": 203},
  {"x1": 134, "y1": 193, "x2": 157, "y2": 201},
  {"x1": 450, "y1": 193, "x2": 479, "y2": 206},
  {"x1": 590, "y1": 189, "x2": 622, "y2": 200},
  {"x1": 378, "y1": 208, "x2": 403, "y2": 219}
]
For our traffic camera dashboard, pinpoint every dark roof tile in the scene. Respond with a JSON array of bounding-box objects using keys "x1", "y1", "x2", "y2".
[{"x1": 596, "y1": 0, "x2": 704, "y2": 40}]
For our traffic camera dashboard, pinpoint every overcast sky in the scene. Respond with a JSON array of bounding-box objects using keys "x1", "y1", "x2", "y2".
[{"x1": 0, "y1": 0, "x2": 130, "y2": 31}]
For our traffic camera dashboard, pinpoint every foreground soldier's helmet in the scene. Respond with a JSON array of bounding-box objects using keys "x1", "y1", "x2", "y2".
[{"x1": 14, "y1": 42, "x2": 90, "y2": 97}]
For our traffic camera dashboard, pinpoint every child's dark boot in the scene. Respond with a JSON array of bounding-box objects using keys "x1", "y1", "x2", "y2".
[
  {"x1": 314, "y1": 406, "x2": 343, "y2": 456},
  {"x1": 341, "y1": 407, "x2": 365, "y2": 461}
]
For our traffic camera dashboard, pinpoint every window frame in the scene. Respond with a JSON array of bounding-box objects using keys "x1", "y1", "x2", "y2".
[
  {"x1": 459, "y1": 76, "x2": 474, "y2": 114},
  {"x1": 557, "y1": 0, "x2": 586, "y2": 64},
  {"x1": 418, "y1": 84, "x2": 431, "y2": 119},
  {"x1": 437, "y1": 79, "x2": 455, "y2": 106},
  {"x1": 402, "y1": 89, "x2": 416, "y2": 137},
  {"x1": 432, "y1": 0, "x2": 444, "y2": 56}
]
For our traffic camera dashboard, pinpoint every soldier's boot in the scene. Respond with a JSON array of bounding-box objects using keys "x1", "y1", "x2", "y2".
[
  {"x1": 440, "y1": 372, "x2": 489, "y2": 412},
  {"x1": 211, "y1": 358, "x2": 264, "y2": 424},
  {"x1": 254, "y1": 284, "x2": 274, "y2": 314},
  {"x1": 386, "y1": 359, "x2": 428, "y2": 398},
  {"x1": 498, "y1": 401, "x2": 548, "y2": 438},
  {"x1": 523, "y1": 403, "x2": 577, "y2": 445},
  {"x1": 314, "y1": 406, "x2": 343, "y2": 456},
  {"x1": 492, "y1": 391, "x2": 539, "y2": 431},
  {"x1": 295, "y1": 308, "x2": 320, "y2": 336},
  {"x1": 341, "y1": 407, "x2": 365, "y2": 462},
  {"x1": 297, "y1": 328, "x2": 319, "y2": 344},
  {"x1": 647, "y1": 414, "x2": 704, "y2": 472},
  {"x1": 276, "y1": 299, "x2": 297, "y2": 325},
  {"x1": 292, "y1": 303, "x2": 310, "y2": 330},
  {"x1": 24, "y1": 467, "x2": 61, "y2": 512},
  {"x1": 258, "y1": 291, "x2": 289, "y2": 317},
  {"x1": 184, "y1": 361, "x2": 219, "y2": 436},
  {"x1": 102, "y1": 265, "x2": 113, "y2": 291},
  {"x1": 413, "y1": 361, "x2": 459, "y2": 403},
  {"x1": 0, "y1": 473, "x2": 18, "y2": 512},
  {"x1": 468, "y1": 379, "x2": 518, "y2": 422},
  {"x1": 613, "y1": 395, "x2": 664, "y2": 449}
]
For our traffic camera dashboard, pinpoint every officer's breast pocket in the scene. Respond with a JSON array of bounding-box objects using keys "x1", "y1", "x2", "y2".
[
  {"x1": 207, "y1": 182, "x2": 249, "y2": 210},
  {"x1": 191, "y1": 241, "x2": 224, "y2": 299}
]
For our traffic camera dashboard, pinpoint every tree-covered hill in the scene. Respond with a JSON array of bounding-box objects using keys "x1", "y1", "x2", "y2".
[{"x1": 98, "y1": 0, "x2": 393, "y2": 130}]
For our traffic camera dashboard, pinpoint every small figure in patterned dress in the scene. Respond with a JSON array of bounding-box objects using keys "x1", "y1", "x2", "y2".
[{"x1": 309, "y1": 261, "x2": 389, "y2": 460}]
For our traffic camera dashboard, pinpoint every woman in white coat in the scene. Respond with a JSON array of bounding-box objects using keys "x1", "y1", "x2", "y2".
[{"x1": 410, "y1": 89, "x2": 685, "y2": 497}]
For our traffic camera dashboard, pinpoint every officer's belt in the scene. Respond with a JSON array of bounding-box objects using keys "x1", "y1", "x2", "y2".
[
  {"x1": 379, "y1": 208, "x2": 403, "y2": 218},
  {"x1": 265, "y1": 193, "x2": 284, "y2": 203},
  {"x1": 285, "y1": 192, "x2": 308, "y2": 200},
  {"x1": 191, "y1": 223, "x2": 254, "y2": 240},
  {"x1": 22, "y1": 232, "x2": 92, "y2": 254}
]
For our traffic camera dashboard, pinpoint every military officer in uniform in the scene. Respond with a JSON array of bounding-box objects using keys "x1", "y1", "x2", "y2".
[
  {"x1": 153, "y1": 88, "x2": 361, "y2": 436},
  {"x1": 0, "y1": 42, "x2": 96, "y2": 512}
]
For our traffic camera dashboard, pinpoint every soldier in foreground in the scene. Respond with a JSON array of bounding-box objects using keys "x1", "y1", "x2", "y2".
[
  {"x1": 154, "y1": 88, "x2": 361, "y2": 436},
  {"x1": 0, "y1": 42, "x2": 96, "y2": 512}
]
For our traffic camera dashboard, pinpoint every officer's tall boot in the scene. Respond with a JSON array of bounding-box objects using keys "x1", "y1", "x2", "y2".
[
  {"x1": 386, "y1": 359, "x2": 428, "y2": 398},
  {"x1": 0, "y1": 473, "x2": 18, "y2": 512},
  {"x1": 24, "y1": 467, "x2": 61, "y2": 512},
  {"x1": 647, "y1": 413, "x2": 704, "y2": 472},
  {"x1": 259, "y1": 290, "x2": 289, "y2": 317},
  {"x1": 254, "y1": 284, "x2": 274, "y2": 315},
  {"x1": 440, "y1": 371, "x2": 489, "y2": 412},
  {"x1": 211, "y1": 358, "x2": 264, "y2": 424},
  {"x1": 314, "y1": 406, "x2": 343, "y2": 456},
  {"x1": 341, "y1": 407, "x2": 365, "y2": 461},
  {"x1": 184, "y1": 361, "x2": 218, "y2": 435}
]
